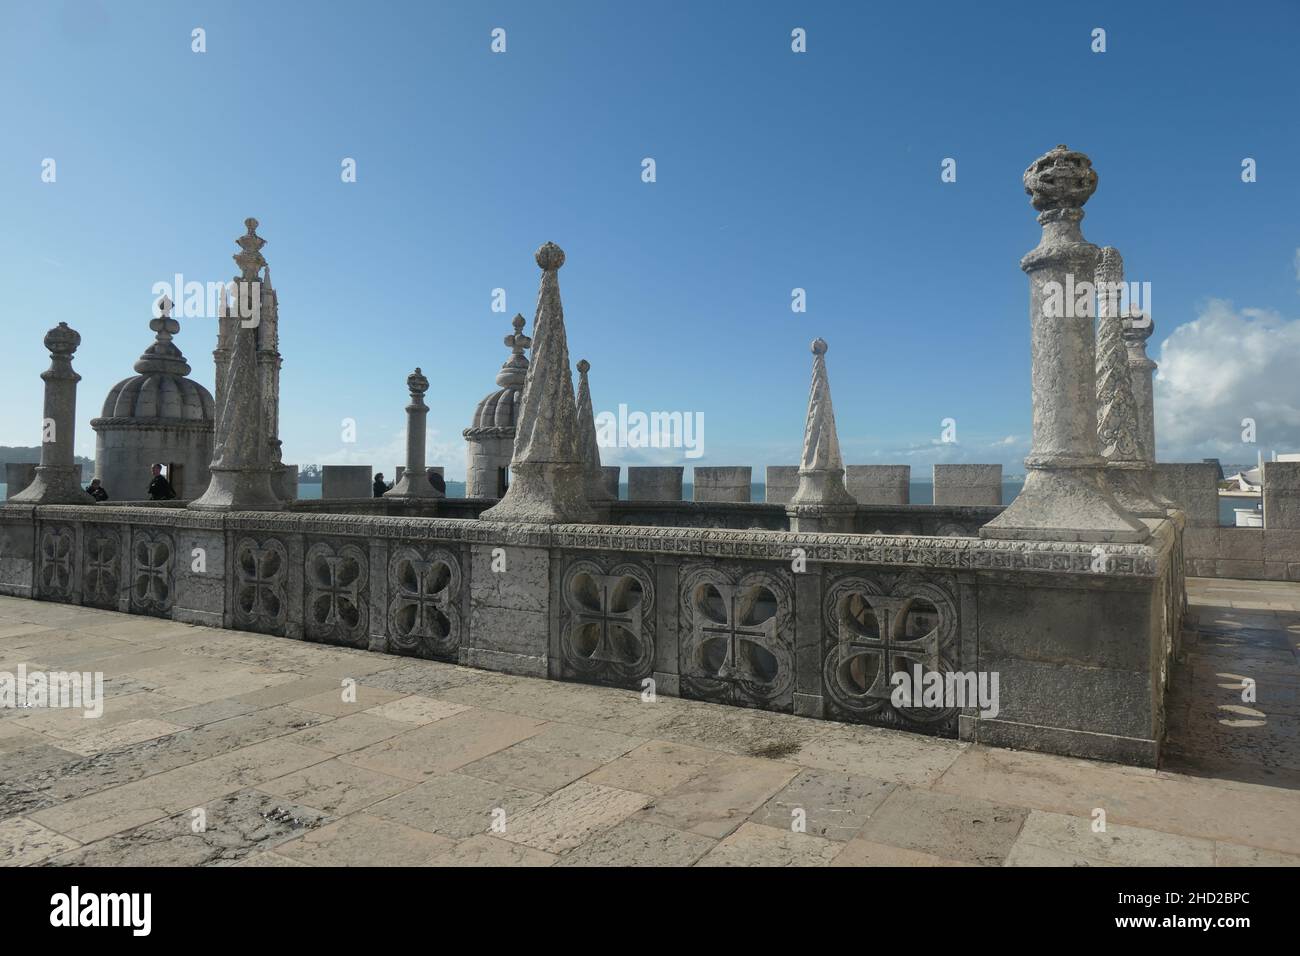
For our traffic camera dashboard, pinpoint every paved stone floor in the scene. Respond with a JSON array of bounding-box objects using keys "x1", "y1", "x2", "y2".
[{"x1": 1, "y1": 580, "x2": 1297, "y2": 867}]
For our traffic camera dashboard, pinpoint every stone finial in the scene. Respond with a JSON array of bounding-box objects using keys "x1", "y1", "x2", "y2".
[
  {"x1": 1024, "y1": 145, "x2": 1098, "y2": 212},
  {"x1": 788, "y1": 337, "x2": 855, "y2": 522},
  {"x1": 407, "y1": 367, "x2": 429, "y2": 397},
  {"x1": 535, "y1": 241, "x2": 565, "y2": 271},
  {"x1": 496, "y1": 314, "x2": 532, "y2": 389},
  {"x1": 577, "y1": 358, "x2": 590, "y2": 374},
  {"x1": 44, "y1": 322, "x2": 81, "y2": 357},
  {"x1": 233, "y1": 217, "x2": 267, "y2": 280},
  {"x1": 134, "y1": 299, "x2": 190, "y2": 377}
]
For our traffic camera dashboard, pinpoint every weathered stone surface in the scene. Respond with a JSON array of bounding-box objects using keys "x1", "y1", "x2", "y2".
[
  {"x1": 1153, "y1": 463, "x2": 1220, "y2": 527},
  {"x1": 628, "y1": 466, "x2": 684, "y2": 501},
  {"x1": 1264, "y1": 462, "x2": 1300, "y2": 530},
  {"x1": 764, "y1": 465, "x2": 800, "y2": 505},
  {"x1": 498, "y1": 780, "x2": 649, "y2": 853},
  {"x1": 845, "y1": 465, "x2": 909, "y2": 505},
  {"x1": 982, "y1": 146, "x2": 1147, "y2": 544},
  {"x1": 694, "y1": 467, "x2": 752, "y2": 503},
  {"x1": 856, "y1": 786, "x2": 1027, "y2": 865},
  {"x1": 482, "y1": 243, "x2": 594, "y2": 524},
  {"x1": 933, "y1": 464, "x2": 1001, "y2": 507},
  {"x1": 320, "y1": 465, "x2": 372, "y2": 500},
  {"x1": 188, "y1": 221, "x2": 283, "y2": 512}
]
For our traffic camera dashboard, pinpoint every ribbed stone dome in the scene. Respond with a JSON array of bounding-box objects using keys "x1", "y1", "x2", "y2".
[
  {"x1": 97, "y1": 313, "x2": 213, "y2": 423},
  {"x1": 102, "y1": 373, "x2": 214, "y2": 421},
  {"x1": 472, "y1": 386, "x2": 521, "y2": 430}
]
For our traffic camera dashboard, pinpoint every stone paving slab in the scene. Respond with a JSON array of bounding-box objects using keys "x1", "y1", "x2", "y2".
[{"x1": 0, "y1": 584, "x2": 1296, "y2": 866}]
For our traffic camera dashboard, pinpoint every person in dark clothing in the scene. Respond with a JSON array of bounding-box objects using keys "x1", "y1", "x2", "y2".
[
  {"x1": 373, "y1": 473, "x2": 388, "y2": 498},
  {"x1": 147, "y1": 464, "x2": 176, "y2": 501},
  {"x1": 87, "y1": 478, "x2": 108, "y2": 501},
  {"x1": 426, "y1": 469, "x2": 446, "y2": 495}
]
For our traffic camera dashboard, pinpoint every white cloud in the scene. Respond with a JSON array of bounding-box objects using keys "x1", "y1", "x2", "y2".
[{"x1": 1155, "y1": 298, "x2": 1300, "y2": 461}]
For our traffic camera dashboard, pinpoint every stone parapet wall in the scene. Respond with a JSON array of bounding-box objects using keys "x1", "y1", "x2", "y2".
[
  {"x1": 1156, "y1": 461, "x2": 1300, "y2": 581},
  {"x1": 0, "y1": 502, "x2": 1179, "y2": 766}
]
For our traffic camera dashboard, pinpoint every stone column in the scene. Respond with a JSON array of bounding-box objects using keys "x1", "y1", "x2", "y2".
[
  {"x1": 787, "y1": 338, "x2": 856, "y2": 532},
  {"x1": 481, "y1": 243, "x2": 594, "y2": 524},
  {"x1": 1124, "y1": 308, "x2": 1159, "y2": 466},
  {"x1": 981, "y1": 146, "x2": 1147, "y2": 544},
  {"x1": 11, "y1": 323, "x2": 93, "y2": 504},
  {"x1": 386, "y1": 368, "x2": 440, "y2": 499},
  {"x1": 575, "y1": 359, "x2": 614, "y2": 503},
  {"x1": 1095, "y1": 247, "x2": 1168, "y2": 517}
]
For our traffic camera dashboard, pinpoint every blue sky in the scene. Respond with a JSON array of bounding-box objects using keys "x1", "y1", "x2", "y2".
[{"x1": 3, "y1": 0, "x2": 1298, "y2": 479}]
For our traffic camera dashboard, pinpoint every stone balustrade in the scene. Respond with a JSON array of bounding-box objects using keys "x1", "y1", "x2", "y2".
[{"x1": 0, "y1": 501, "x2": 1179, "y2": 765}]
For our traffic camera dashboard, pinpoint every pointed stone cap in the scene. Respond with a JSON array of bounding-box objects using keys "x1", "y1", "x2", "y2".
[
  {"x1": 575, "y1": 357, "x2": 611, "y2": 500},
  {"x1": 133, "y1": 297, "x2": 191, "y2": 376},
  {"x1": 1024, "y1": 145, "x2": 1097, "y2": 212},
  {"x1": 511, "y1": 242, "x2": 582, "y2": 466},
  {"x1": 496, "y1": 314, "x2": 531, "y2": 389},
  {"x1": 234, "y1": 218, "x2": 267, "y2": 280},
  {"x1": 800, "y1": 338, "x2": 845, "y2": 473}
]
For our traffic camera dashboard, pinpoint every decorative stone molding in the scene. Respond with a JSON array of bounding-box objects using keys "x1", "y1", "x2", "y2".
[
  {"x1": 821, "y1": 570, "x2": 960, "y2": 735},
  {"x1": 231, "y1": 536, "x2": 287, "y2": 633},
  {"x1": 131, "y1": 528, "x2": 176, "y2": 616},
  {"x1": 558, "y1": 555, "x2": 655, "y2": 686},
  {"x1": 386, "y1": 545, "x2": 462, "y2": 659},
  {"x1": 37, "y1": 525, "x2": 76, "y2": 601},
  {"x1": 83, "y1": 525, "x2": 123, "y2": 610},
  {"x1": 304, "y1": 540, "x2": 369, "y2": 647},
  {"x1": 679, "y1": 563, "x2": 795, "y2": 709}
]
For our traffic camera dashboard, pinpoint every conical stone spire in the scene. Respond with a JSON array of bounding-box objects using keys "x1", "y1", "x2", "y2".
[
  {"x1": 787, "y1": 338, "x2": 856, "y2": 531},
  {"x1": 480, "y1": 242, "x2": 595, "y2": 523},
  {"x1": 1096, "y1": 247, "x2": 1168, "y2": 517},
  {"x1": 576, "y1": 359, "x2": 613, "y2": 502}
]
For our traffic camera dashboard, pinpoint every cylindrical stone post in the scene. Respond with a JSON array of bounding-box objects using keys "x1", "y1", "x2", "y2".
[
  {"x1": 981, "y1": 146, "x2": 1147, "y2": 543},
  {"x1": 1124, "y1": 316, "x2": 1158, "y2": 465},
  {"x1": 12, "y1": 323, "x2": 92, "y2": 504},
  {"x1": 386, "y1": 368, "x2": 439, "y2": 498}
]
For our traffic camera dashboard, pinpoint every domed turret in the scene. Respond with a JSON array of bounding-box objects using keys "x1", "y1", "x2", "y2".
[
  {"x1": 90, "y1": 302, "x2": 215, "y2": 499},
  {"x1": 463, "y1": 313, "x2": 531, "y2": 498}
]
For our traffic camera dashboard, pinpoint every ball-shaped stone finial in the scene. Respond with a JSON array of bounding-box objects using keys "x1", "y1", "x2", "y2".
[
  {"x1": 577, "y1": 359, "x2": 590, "y2": 375},
  {"x1": 407, "y1": 367, "x2": 430, "y2": 395},
  {"x1": 44, "y1": 322, "x2": 81, "y2": 355},
  {"x1": 244, "y1": 217, "x2": 259, "y2": 235},
  {"x1": 535, "y1": 241, "x2": 565, "y2": 271},
  {"x1": 811, "y1": 337, "x2": 828, "y2": 356},
  {"x1": 1023, "y1": 145, "x2": 1098, "y2": 212}
]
